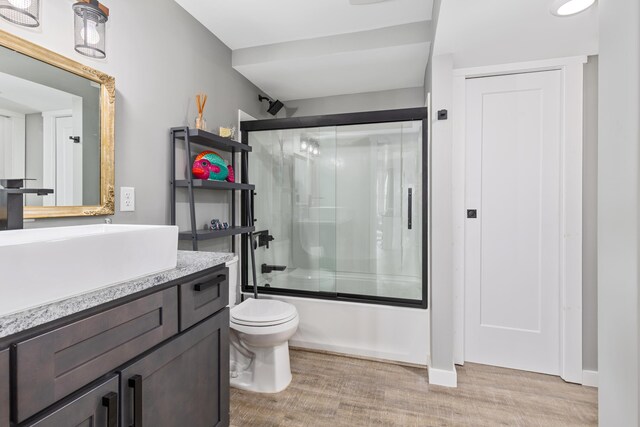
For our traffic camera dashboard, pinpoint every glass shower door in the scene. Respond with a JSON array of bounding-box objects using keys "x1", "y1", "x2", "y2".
[
  {"x1": 245, "y1": 116, "x2": 424, "y2": 305},
  {"x1": 248, "y1": 127, "x2": 337, "y2": 295},
  {"x1": 334, "y1": 121, "x2": 422, "y2": 300}
]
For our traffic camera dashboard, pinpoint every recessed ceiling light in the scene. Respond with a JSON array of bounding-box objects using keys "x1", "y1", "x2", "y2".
[
  {"x1": 349, "y1": 0, "x2": 388, "y2": 5},
  {"x1": 551, "y1": 0, "x2": 596, "y2": 17}
]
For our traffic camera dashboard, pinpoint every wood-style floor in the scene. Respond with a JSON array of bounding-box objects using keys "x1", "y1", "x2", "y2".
[{"x1": 230, "y1": 350, "x2": 597, "y2": 427}]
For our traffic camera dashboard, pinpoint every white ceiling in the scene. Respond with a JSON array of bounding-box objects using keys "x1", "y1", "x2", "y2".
[
  {"x1": 0, "y1": 72, "x2": 75, "y2": 115},
  {"x1": 175, "y1": 0, "x2": 433, "y2": 101},
  {"x1": 175, "y1": 0, "x2": 433, "y2": 50},
  {"x1": 434, "y1": 0, "x2": 598, "y2": 68},
  {"x1": 233, "y1": 22, "x2": 430, "y2": 101}
]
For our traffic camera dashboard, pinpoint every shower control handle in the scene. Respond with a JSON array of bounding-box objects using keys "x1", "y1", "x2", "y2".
[{"x1": 254, "y1": 230, "x2": 274, "y2": 249}]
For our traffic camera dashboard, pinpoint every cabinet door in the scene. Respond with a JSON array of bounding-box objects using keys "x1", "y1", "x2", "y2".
[
  {"x1": 0, "y1": 349, "x2": 8, "y2": 427},
  {"x1": 23, "y1": 375, "x2": 119, "y2": 427},
  {"x1": 14, "y1": 288, "x2": 178, "y2": 423},
  {"x1": 121, "y1": 308, "x2": 229, "y2": 427}
]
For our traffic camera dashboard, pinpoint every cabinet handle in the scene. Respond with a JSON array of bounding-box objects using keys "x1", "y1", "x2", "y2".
[
  {"x1": 408, "y1": 188, "x2": 413, "y2": 230},
  {"x1": 102, "y1": 392, "x2": 118, "y2": 427},
  {"x1": 194, "y1": 274, "x2": 226, "y2": 291},
  {"x1": 128, "y1": 375, "x2": 142, "y2": 427}
]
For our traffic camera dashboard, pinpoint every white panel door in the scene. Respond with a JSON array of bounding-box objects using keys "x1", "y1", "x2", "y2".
[
  {"x1": 55, "y1": 115, "x2": 82, "y2": 206},
  {"x1": 464, "y1": 70, "x2": 562, "y2": 375}
]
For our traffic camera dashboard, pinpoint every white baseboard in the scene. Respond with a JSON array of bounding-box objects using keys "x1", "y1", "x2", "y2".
[
  {"x1": 289, "y1": 339, "x2": 428, "y2": 367},
  {"x1": 290, "y1": 345, "x2": 428, "y2": 369},
  {"x1": 582, "y1": 370, "x2": 598, "y2": 387},
  {"x1": 428, "y1": 366, "x2": 458, "y2": 387}
]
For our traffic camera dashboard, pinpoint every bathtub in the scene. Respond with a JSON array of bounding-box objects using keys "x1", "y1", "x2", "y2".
[{"x1": 243, "y1": 269, "x2": 427, "y2": 366}]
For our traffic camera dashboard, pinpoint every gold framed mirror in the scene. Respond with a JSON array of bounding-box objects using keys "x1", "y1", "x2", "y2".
[{"x1": 0, "y1": 29, "x2": 114, "y2": 218}]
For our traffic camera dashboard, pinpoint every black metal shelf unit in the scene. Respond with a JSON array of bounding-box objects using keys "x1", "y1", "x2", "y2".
[{"x1": 170, "y1": 126, "x2": 254, "y2": 251}]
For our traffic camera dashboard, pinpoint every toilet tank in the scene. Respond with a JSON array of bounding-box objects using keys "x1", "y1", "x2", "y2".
[{"x1": 226, "y1": 256, "x2": 239, "y2": 306}]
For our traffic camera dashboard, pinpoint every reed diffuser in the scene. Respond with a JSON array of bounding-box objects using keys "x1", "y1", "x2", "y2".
[{"x1": 195, "y1": 93, "x2": 208, "y2": 131}]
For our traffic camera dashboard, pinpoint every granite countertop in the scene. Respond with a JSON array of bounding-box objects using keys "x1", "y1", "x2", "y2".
[{"x1": 0, "y1": 250, "x2": 235, "y2": 340}]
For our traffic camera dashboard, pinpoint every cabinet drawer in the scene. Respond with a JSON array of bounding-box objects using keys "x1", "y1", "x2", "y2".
[
  {"x1": 23, "y1": 375, "x2": 119, "y2": 427},
  {"x1": 0, "y1": 349, "x2": 8, "y2": 427},
  {"x1": 120, "y1": 309, "x2": 230, "y2": 427},
  {"x1": 180, "y1": 268, "x2": 229, "y2": 330},
  {"x1": 14, "y1": 288, "x2": 178, "y2": 423}
]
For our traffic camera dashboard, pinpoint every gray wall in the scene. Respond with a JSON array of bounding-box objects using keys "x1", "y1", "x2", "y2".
[
  {"x1": 285, "y1": 87, "x2": 424, "y2": 117},
  {"x1": 423, "y1": 0, "x2": 442, "y2": 102},
  {"x1": 429, "y1": 53, "x2": 454, "y2": 374},
  {"x1": 81, "y1": 94, "x2": 100, "y2": 206},
  {"x1": 0, "y1": 0, "x2": 268, "y2": 249},
  {"x1": 24, "y1": 113, "x2": 43, "y2": 206},
  {"x1": 582, "y1": 55, "x2": 598, "y2": 372},
  {"x1": 597, "y1": 0, "x2": 640, "y2": 424}
]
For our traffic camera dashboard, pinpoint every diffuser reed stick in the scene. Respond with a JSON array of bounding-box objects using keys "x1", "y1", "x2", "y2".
[{"x1": 195, "y1": 93, "x2": 208, "y2": 130}]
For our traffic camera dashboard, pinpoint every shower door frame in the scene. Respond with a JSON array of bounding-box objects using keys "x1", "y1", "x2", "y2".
[{"x1": 240, "y1": 107, "x2": 428, "y2": 309}]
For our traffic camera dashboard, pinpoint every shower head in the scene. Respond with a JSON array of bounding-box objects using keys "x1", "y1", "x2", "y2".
[
  {"x1": 268, "y1": 99, "x2": 284, "y2": 116},
  {"x1": 258, "y1": 95, "x2": 284, "y2": 116}
]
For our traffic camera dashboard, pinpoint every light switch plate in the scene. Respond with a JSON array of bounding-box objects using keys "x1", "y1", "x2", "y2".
[{"x1": 120, "y1": 187, "x2": 135, "y2": 212}]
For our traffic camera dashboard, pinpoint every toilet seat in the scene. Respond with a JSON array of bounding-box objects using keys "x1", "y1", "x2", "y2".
[{"x1": 230, "y1": 298, "x2": 298, "y2": 327}]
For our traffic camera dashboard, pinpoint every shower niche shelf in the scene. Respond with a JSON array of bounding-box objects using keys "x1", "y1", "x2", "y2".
[{"x1": 170, "y1": 126, "x2": 254, "y2": 251}]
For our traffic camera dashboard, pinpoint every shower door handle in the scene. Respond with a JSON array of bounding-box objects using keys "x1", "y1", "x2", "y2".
[
  {"x1": 408, "y1": 188, "x2": 412, "y2": 230},
  {"x1": 251, "y1": 190, "x2": 256, "y2": 224}
]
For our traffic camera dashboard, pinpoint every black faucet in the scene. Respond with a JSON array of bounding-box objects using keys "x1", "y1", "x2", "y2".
[
  {"x1": 261, "y1": 264, "x2": 286, "y2": 274},
  {"x1": 0, "y1": 179, "x2": 53, "y2": 230}
]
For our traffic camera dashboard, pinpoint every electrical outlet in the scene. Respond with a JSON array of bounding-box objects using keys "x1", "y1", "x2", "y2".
[{"x1": 120, "y1": 187, "x2": 135, "y2": 212}]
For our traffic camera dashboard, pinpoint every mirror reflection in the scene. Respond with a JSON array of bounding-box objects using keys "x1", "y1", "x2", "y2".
[{"x1": 0, "y1": 45, "x2": 101, "y2": 207}]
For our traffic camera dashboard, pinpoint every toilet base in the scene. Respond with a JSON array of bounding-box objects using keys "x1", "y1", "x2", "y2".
[{"x1": 230, "y1": 339, "x2": 293, "y2": 393}]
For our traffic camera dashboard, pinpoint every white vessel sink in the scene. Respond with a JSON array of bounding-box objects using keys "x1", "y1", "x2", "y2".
[{"x1": 0, "y1": 224, "x2": 178, "y2": 317}]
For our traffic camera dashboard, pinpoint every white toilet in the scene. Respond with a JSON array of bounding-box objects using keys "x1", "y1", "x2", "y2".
[{"x1": 226, "y1": 257, "x2": 299, "y2": 393}]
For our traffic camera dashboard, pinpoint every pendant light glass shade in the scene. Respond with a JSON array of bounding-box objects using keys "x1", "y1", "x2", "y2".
[
  {"x1": 0, "y1": 0, "x2": 40, "y2": 27},
  {"x1": 73, "y1": 0, "x2": 108, "y2": 59}
]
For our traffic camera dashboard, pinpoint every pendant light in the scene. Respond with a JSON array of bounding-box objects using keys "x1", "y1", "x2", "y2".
[
  {"x1": 73, "y1": 0, "x2": 109, "y2": 59},
  {"x1": 0, "y1": 0, "x2": 40, "y2": 27}
]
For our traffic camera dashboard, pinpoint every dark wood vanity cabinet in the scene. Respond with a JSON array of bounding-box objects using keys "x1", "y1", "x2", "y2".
[
  {"x1": 0, "y1": 349, "x2": 8, "y2": 427},
  {"x1": 2, "y1": 266, "x2": 230, "y2": 427},
  {"x1": 22, "y1": 375, "x2": 119, "y2": 427},
  {"x1": 120, "y1": 310, "x2": 229, "y2": 427},
  {"x1": 14, "y1": 288, "x2": 178, "y2": 423}
]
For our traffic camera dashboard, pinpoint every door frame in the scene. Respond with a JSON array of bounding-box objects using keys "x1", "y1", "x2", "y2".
[
  {"x1": 234, "y1": 110, "x2": 256, "y2": 266},
  {"x1": 451, "y1": 56, "x2": 586, "y2": 384}
]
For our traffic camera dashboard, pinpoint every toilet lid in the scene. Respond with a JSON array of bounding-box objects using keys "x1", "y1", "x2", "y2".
[{"x1": 231, "y1": 298, "x2": 297, "y2": 326}]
